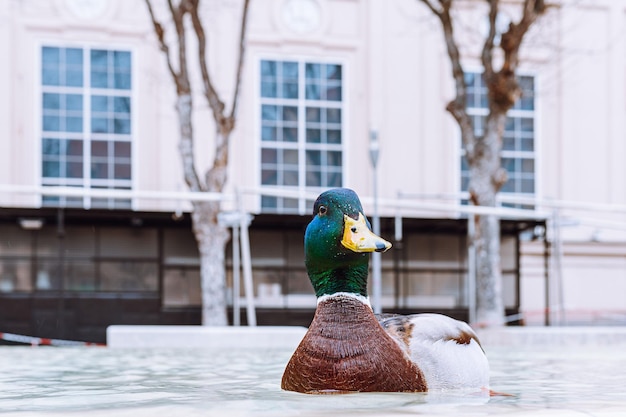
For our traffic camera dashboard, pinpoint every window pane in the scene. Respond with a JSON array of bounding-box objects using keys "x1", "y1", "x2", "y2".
[
  {"x1": 67, "y1": 161, "x2": 83, "y2": 178},
  {"x1": 261, "y1": 60, "x2": 276, "y2": 76},
  {"x1": 521, "y1": 118, "x2": 534, "y2": 132},
  {"x1": 91, "y1": 49, "x2": 108, "y2": 68},
  {"x1": 282, "y1": 82, "x2": 298, "y2": 99},
  {"x1": 521, "y1": 179, "x2": 534, "y2": 193},
  {"x1": 42, "y1": 161, "x2": 60, "y2": 178},
  {"x1": 282, "y1": 106, "x2": 298, "y2": 122},
  {"x1": 42, "y1": 47, "x2": 60, "y2": 64},
  {"x1": 91, "y1": 162, "x2": 108, "y2": 179},
  {"x1": 92, "y1": 95, "x2": 108, "y2": 112},
  {"x1": 114, "y1": 51, "x2": 131, "y2": 68},
  {"x1": 42, "y1": 138, "x2": 60, "y2": 155},
  {"x1": 283, "y1": 149, "x2": 298, "y2": 165},
  {"x1": 306, "y1": 128, "x2": 321, "y2": 143},
  {"x1": 114, "y1": 96, "x2": 130, "y2": 113},
  {"x1": 326, "y1": 108, "x2": 341, "y2": 123},
  {"x1": 66, "y1": 116, "x2": 83, "y2": 132},
  {"x1": 283, "y1": 127, "x2": 297, "y2": 142},
  {"x1": 503, "y1": 135, "x2": 515, "y2": 151},
  {"x1": 91, "y1": 117, "x2": 109, "y2": 133},
  {"x1": 0, "y1": 259, "x2": 31, "y2": 292},
  {"x1": 327, "y1": 151, "x2": 342, "y2": 167},
  {"x1": 326, "y1": 85, "x2": 342, "y2": 101},
  {"x1": 306, "y1": 169, "x2": 321, "y2": 187},
  {"x1": 65, "y1": 262, "x2": 95, "y2": 291},
  {"x1": 502, "y1": 158, "x2": 515, "y2": 172},
  {"x1": 306, "y1": 107, "x2": 321, "y2": 122},
  {"x1": 114, "y1": 141, "x2": 131, "y2": 158},
  {"x1": 305, "y1": 63, "x2": 320, "y2": 80},
  {"x1": 262, "y1": 105, "x2": 277, "y2": 120},
  {"x1": 67, "y1": 69, "x2": 84, "y2": 87},
  {"x1": 114, "y1": 163, "x2": 131, "y2": 180},
  {"x1": 261, "y1": 148, "x2": 277, "y2": 164},
  {"x1": 283, "y1": 61, "x2": 298, "y2": 79},
  {"x1": 114, "y1": 118, "x2": 131, "y2": 134},
  {"x1": 521, "y1": 159, "x2": 534, "y2": 173},
  {"x1": 42, "y1": 47, "x2": 60, "y2": 86},
  {"x1": 163, "y1": 269, "x2": 201, "y2": 307},
  {"x1": 100, "y1": 261, "x2": 158, "y2": 291},
  {"x1": 42, "y1": 69, "x2": 60, "y2": 86},
  {"x1": 306, "y1": 150, "x2": 321, "y2": 165},
  {"x1": 284, "y1": 169, "x2": 299, "y2": 186},
  {"x1": 261, "y1": 81, "x2": 277, "y2": 98},
  {"x1": 67, "y1": 140, "x2": 83, "y2": 156},
  {"x1": 115, "y1": 73, "x2": 131, "y2": 90},
  {"x1": 521, "y1": 138, "x2": 534, "y2": 151},
  {"x1": 326, "y1": 64, "x2": 341, "y2": 80},
  {"x1": 91, "y1": 140, "x2": 108, "y2": 157},
  {"x1": 66, "y1": 48, "x2": 83, "y2": 65},
  {"x1": 327, "y1": 129, "x2": 341, "y2": 144},
  {"x1": 66, "y1": 94, "x2": 83, "y2": 110},
  {"x1": 43, "y1": 93, "x2": 60, "y2": 109},
  {"x1": 43, "y1": 116, "x2": 60, "y2": 131},
  {"x1": 306, "y1": 83, "x2": 320, "y2": 100},
  {"x1": 261, "y1": 126, "x2": 277, "y2": 141},
  {"x1": 261, "y1": 169, "x2": 277, "y2": 185}
]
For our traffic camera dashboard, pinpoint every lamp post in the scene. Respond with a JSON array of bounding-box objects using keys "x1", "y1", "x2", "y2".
[{"x1": 369, "y1": 130, "x2": 382, "y2": 314}]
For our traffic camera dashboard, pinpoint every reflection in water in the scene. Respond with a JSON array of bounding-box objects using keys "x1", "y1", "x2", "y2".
[{"x1": 0, "y1": 346, "x2": 625, "y2": 416}]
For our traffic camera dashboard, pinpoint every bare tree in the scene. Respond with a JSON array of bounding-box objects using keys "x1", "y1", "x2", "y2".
[
  {"x1": 417, "y1": 0, "x2": 547, "y2": 325},
  {"x1": 145, "y1": 0, "x2": 251, "y2": 325}
]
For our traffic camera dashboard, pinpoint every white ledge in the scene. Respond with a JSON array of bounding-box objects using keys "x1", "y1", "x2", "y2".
[{"x1": 107, "y1": 325, "x2": 307, "y2": 349}]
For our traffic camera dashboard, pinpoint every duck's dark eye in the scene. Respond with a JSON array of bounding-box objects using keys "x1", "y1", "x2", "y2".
[
  {"x1": 318, "y1": 205, "x2": 327, "y2": 216},
  {"x1": 351, "y1": 226, "x2": 357, "y2": 233}
]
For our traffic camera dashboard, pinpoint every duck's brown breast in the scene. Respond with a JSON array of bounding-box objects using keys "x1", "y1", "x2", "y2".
[{"x1": 281, "y1": 295, "x2": 427, "y2": 393}]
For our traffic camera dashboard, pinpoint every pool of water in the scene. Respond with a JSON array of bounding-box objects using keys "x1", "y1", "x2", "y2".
[{"x1": 1, "y1": 338, "x2": 626, "y2": 416}]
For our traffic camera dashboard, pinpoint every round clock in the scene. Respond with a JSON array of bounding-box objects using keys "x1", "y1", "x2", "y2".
[{"x1": 281, "y1": 0, "x2": 322, "y2": 34}]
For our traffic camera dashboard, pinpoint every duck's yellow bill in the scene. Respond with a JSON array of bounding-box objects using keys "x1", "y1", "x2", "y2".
[{"x1": 341, "y1": 213, "x2": 392, "y2": 253}]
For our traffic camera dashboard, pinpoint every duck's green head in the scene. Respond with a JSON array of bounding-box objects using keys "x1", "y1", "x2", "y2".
[{"x1": 304, "y1": 188, "x2": 392, "y2": 298}]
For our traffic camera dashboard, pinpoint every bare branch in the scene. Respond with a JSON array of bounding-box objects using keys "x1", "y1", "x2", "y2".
[
  {"x1": 144, "y1": 0, "x2": 178, "y2": 83},
  {"x1": 170, "y1": 0, "x2": 191, "y2": 94},
  {"x1": 188, "y1": 0, "x2": 226, "y2": 123},
  {"x1": 420, "y1": 0, "x2": 444, "y2": 16},
  {"x1": 418, "y1": 0, "x2": 476, "y2": 160},
  {"x1": 490, "y1": 0, "x2": 547, "y2": 112},
  {"x1": 229, "y1": 0, "x2": 251, "y2": 121},
  {"x1": 481, "y1": 0, "x2": 498, "y2": 81}
]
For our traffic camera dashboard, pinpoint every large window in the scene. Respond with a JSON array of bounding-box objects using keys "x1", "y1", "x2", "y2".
[
  {"x1": 259, "y1": 59, "x2": 344, "y2": 213},
  {"x1": 461, "y1": 72, "x2": 535, "y2": 204},
  {"x1": 41, "y1": 46, "x2": 132, "y2": 209}
]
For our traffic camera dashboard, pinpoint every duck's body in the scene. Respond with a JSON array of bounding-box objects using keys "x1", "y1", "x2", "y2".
[
  {"x1": 281, "y1": 188, "x2": 490, "y2": 394},
  {"x1": 377, "y1": 310, "x2": 489, "y2": 391}
]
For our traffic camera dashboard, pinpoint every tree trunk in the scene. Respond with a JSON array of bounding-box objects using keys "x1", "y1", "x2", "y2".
[
  {"x1": 192, "y1": 200, "x2": 230, "y2": 326},
  {"x1": 474, "y1": 213, "x2": 505, "y2": 326},
  {"x1": 468, "y1": 115, "x2": 507, "y2": 326}
]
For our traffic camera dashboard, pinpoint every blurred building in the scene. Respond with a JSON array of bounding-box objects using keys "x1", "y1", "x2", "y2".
[{"x1": 0, "y1": 0, "x2": 624, "y2": 342}]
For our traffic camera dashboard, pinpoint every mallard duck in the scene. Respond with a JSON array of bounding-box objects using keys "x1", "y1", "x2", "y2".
[{"x1": 281, "y1": 188, "x2": 489, "y2": 394}]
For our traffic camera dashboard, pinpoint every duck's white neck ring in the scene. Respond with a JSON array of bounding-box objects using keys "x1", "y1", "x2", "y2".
[{"x1": 317, "y1": 292, "x2": 372, "y2": 309}]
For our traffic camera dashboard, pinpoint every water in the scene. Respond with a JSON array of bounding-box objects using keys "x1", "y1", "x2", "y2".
[{"x1": 1, "y1": 344, "x2": 625, "y2": 416}]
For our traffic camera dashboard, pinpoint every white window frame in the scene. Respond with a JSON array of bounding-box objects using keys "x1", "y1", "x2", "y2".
[
  {"x1": 460, "y1": 70, "x2": 538, "y2": 207},
  {"x1": 38, "y1": 43, "x2": 135, "y2": 210},
  {"x1": 257, "y1": 56, "x2": 346, "y2": 215}
]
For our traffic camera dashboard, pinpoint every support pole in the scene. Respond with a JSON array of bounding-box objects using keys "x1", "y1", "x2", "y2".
[
  {"x1": 467, "y1": 213, "x2": 477, "y2": 325},
  {"x1": 370, "y1": 130, "x2": 382, "y2": 314},
  {"x1": 237, "y1": 190, "x2": 256, "y2": 326},
  {"x1": 239, "y1": 215, "x2": 256, "y2": 326},
  {"x1": 231, "y1": 224, "x2": 241, "y2": 326}
]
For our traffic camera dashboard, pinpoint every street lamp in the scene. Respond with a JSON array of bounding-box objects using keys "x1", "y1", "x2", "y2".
[{"x1": 369, "y1": 130, "x2": 382, "y2": 314}]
